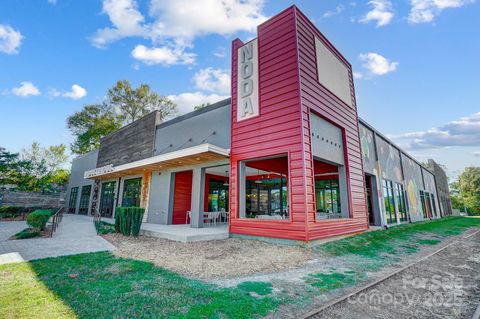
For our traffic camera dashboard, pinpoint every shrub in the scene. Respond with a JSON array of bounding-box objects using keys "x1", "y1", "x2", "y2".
[
  {"x1": 0, "y1": 206, "x2": 24, "y2": 218},
  {"x1": 14, "y1": 228, "x2": 40, "y2": 239},
  {"x1": 96, "y1": 221, "x2": 116, "y2": 235},
  {"x1": 26, "y1": 209, "x2": 53, "y2": 231},
  {"x1": 114, "y1": 207, "x2": 145, "y2": 237}
]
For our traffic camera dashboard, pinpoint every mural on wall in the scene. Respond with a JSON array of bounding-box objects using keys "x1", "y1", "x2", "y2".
[
  {"x1": 359, "y1": 124, "x2": 376, "y2": 174},
  {"x1": 401, "y1": 155, "x2": 424, "y2": 221},
  {"x1": 377, "y1": 137, "x2": 403, "y2": 183}
]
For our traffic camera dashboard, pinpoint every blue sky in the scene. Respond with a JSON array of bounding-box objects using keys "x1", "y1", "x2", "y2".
[{"x1": 0, "y1": 0, "x2": 479, "y2": 178}]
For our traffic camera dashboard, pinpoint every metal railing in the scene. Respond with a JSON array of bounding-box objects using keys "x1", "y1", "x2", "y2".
[
  {"x1": 49, "y1": 207, "x2": 64, "y2": 237},
  {"x1": 93, "y1": 209, "x2": 102, "y2": 234}
]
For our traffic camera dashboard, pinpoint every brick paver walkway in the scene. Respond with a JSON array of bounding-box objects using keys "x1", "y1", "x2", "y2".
[{"x1": 0, "y1": 214, "x2": 115, "y2": 264}]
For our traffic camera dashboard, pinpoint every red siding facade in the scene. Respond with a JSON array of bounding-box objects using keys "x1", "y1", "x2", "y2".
[{"x1": 229, "y1": 6, "x2": 368, "y2": 242}]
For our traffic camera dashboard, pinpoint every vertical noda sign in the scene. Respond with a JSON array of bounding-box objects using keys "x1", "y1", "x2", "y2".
[{"x1": 237, "y1": 39, "x2": 259, "y2": 122}]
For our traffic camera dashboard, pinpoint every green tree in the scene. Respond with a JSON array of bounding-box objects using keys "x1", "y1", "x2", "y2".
[
  {"x1": 67, "y1": 81, "x2": 177, "y2": 155},
  {"x1": 450, "y1": 167, "x2": 480, "y2": 215},
  {"x1": 67, "y1": 103, "x2": 122, "y2": 155},
  {"x1": 0, "y1": 147, "x2": 32, "y2": 188},
  {"x1": 194, "y1": 102, "x2": 211, "y2": 111},
  {"x1": 107, "y1": 80, "x2": 177, "y2": 123}
]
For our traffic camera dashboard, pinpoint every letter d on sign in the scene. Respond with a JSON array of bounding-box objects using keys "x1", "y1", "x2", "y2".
[{"x1": 237, "y1": 39, "x2": 259, "y2": 122}]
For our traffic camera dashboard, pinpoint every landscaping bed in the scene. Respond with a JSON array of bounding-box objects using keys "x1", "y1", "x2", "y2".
[{"x1": 104, "y1": 233, "x2": 313, "y2": 279}]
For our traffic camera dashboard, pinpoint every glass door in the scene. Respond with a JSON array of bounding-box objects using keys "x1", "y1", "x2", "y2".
[{"x1": 99, "y1": 181, "x2": 116, "y2": 218}]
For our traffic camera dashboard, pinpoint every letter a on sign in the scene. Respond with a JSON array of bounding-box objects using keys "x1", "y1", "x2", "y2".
[{"x1": 237, "y1": 39, "x2": 259, "y2": 122}]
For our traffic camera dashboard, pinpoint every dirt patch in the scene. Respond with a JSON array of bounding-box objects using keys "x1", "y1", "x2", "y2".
[{"x1": 103, "y1": 233, "x2": 313, "y2": 279}]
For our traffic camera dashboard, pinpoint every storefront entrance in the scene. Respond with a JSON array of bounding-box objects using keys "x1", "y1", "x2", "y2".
[
  {"x1": 172, "y1": 170, "x2": 193, "y2": 224},
  {"x1": 99, "y1": 181, "x2": 116, "y2": 218}
]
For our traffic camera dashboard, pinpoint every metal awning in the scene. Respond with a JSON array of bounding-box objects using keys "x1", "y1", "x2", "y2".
[{"x1": 84, "y1": 143, "x2": 230, "y2": 180}]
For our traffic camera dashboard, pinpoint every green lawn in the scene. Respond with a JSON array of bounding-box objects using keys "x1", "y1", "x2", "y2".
[
  {"x1": 0, "y1": 253, "x2": 279, "y2": 319},
  {"x1": 1, "y1": 217, "x2": 479, "y2": 319},
  {"x1": 318, "y1": 216, "x2": 480, "y2": 259}
]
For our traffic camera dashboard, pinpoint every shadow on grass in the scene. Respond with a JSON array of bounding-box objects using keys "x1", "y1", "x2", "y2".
[{"x1": 1, "y1": 252, "x2": 282, "y2": 319}]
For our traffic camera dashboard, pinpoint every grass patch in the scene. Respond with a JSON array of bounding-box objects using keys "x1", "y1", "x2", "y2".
[
  {"x1": 13, "y1": 228, "x2": 40, "y2": 240},
  {"x1": 318, "y1": 217, "x2": 480, "y2": 259},
  {"x1": 0, "y1": 252, "x2": 280, "y2": 319},
  {"x1": 237, "y1": 281, "x2": 273, "y2": 296},
  {"x1": 305, "y1": 270, "x2": 362, "y2": 292}
]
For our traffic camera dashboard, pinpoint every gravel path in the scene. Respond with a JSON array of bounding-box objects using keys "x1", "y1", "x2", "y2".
[
  {"x1": 104, "y1": 233, "x2": 313, "y2": 279},
  {"x1": 308, "y1": 230, "x2": 480, "y2": 319}
]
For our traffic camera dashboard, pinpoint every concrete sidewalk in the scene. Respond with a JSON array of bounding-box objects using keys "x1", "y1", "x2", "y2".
[{"x1": 0, "y1": 214, "x2": 115, "y2": 265}]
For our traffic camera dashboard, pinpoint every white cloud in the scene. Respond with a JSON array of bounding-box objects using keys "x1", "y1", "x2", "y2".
[
  {"x1": 91, "y1": 0, "x2": 147, "y2": 48},
  {"x1": 360, "y1": 0, "x2": 394, "y2": 27},
  {"x1": 148, "y1": 0, "x2": 267, "y2": 45},
  {"x1": 392, "y1": 112, "x2": 480, "y2": 149},
  {"x1": 63, "y1": 84, "x2": 87, "y2": 99},
  {"x1": 131, "y1": 44, "x2": 195, "y2": 65},
  {"x1": 193, "y1": 68, "x2": 230, "y2": 95},
  {"x1": 91, "y1": 0, "x2": 267, "y2": 66},
  {"x1": 359, "y1": 52, "x2": 398, "y2": 75},
  {"x1": 0, "y1": 24, "x2": 24, "y2": 54},
  {"x1": 48, "y1": 0, "x2": 57, "y2": 5},
  {"x1": 50, "y1": 84, "x2": 87, "y2": 99},
  {"x1": 408, "y1": 0, "x2": 474, "y2": 24},
  {"x1": 473, "y1": 151, "x2": 480, "y2": 157},
  {"x1": 353, "y1": 71, "x2": 363, "y2": 79},
  {"x1": 12, "y1": 82, "x2": 40, "y2": 97},
  {"x1": 168, "y1": 92, "x2": 228, "y2": 114},
  {"x1": 322, "y1": 5, "x2": 345, "y2": 18},
  {"x1": 213, "y1": 46, "x2": 226, "y2": 58}
]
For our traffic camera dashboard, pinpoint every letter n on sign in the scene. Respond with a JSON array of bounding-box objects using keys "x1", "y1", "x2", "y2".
[{"x1": 237, "y1": 39, "x2": 259, "y2": 122}]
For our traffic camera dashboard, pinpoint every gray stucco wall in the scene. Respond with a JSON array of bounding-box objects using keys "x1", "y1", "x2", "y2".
[
  {"x1": 66, "y1": 150, "x2": 98, "y2": 214},
  {"x1": 154, "y1": 100, "x2": 231, "y2": 155},
  {"x1": 310, "y1": 112, "x2": 344, "y2": 165}
]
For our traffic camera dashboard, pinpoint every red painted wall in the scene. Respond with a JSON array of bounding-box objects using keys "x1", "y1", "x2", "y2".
[
  {"x1": 295, "y1": 8, "x2": 368, "y2": 239},
  {"x1": 229, "y1": 6, "x2": 368, "y2": 241},
  {"x1": 172, "y1": 170, "x2": 193, "y2": 224}
]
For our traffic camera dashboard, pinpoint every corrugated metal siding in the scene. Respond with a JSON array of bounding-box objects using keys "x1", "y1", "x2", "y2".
[
  {"x1": 295, "y1": 8, "x2": 368, "y2": 240},
  {"x1": 229, "y1": 7, "x2": 308, "y2": 241}
]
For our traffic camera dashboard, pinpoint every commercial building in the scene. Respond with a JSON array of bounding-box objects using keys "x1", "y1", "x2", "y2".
[{"x1": 66, "y1": 6, "x2": 451, "y2": 243}]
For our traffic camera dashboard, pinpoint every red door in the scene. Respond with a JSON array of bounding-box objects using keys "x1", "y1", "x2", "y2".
[{"x1": 172, "y1": 170, "x2": 193, "y2": 224}]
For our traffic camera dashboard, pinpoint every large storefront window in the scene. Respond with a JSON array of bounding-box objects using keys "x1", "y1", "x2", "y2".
[
  {"x1": 394, "y1": 183, "x2": 408, "y2": 222},
  {"x1": 420, "y1": 190, "x2": 428, "y2": 219},
  {"x1": 207, "y1": 178, "x2": 229, "y2": 212},
  {"x1": 100, "y1": 181, "x2": 116, "y2": 218},
  {"x1": 313, "y1": 159, "x2": 348, "y2": 220},
  {"x1": 122, "y1": 178, "x2": 142, "y2": 207},
  {"x1": 78, "y1": 185, "x2": 91, "y2": 215},
  {"x1": 315, "y1": 179, "x2": 340, "y2": 214},
  {"x1": 68, "y1": 187, "x2": 78, "y2": 214},
  {"x1": 383, "y1": 179, "x2": 396, "y2": 224},
  {"x1": 431, "y1": 194, "x2": 437, "y2": 217},
  {"x1": 242, "y1": 155, "x2": 289, "y2": 219}
]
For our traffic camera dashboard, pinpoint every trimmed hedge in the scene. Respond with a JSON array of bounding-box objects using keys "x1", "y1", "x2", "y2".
[
  {"x1": 26, "y1": 209, "x2": 53, "y2": 231},
  {"x1": 114, "y1": 207, "x2": 145, "y2": 237},
  {"x1": 14, "y1": 228, "x2": 40, "y2": 239},
  {"x1": 0, "y1": 206, "x2": 24, "y2": 218}
]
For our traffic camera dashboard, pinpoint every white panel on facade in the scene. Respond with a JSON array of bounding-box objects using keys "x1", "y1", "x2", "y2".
[
  {"x1": 310, "y1": 112, "x2": 344, "y2": 165},
  {"x1": 237, "y1": 39, "x2": 259, "y2": 122},
  {"x1": 315, "y1": 37, "x2": 352, "y2": 107}
]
